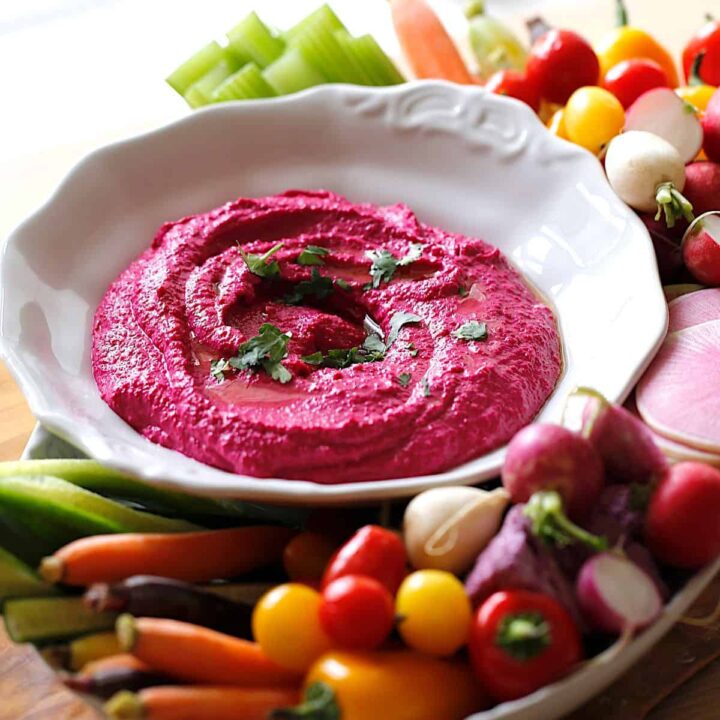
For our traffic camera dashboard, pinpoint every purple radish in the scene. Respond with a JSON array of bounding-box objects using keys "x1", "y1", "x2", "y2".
[
  {"x1": 576, "y1": 552, "x2": 662, "y2": 634},
  {"x1": 570, "y1": 387, "x2": 667, "y2": 484},
  {"x1": 624, "y1": 87, "x2": 704, "y2": 163},
  {"x1": 502, "y1": 424, "x2": 604, "y2": 520}
]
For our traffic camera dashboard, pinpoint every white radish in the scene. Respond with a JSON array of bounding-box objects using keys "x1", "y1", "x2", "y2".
[
  {"x1": 668, "y1": 288, "x2": 720, "y2": 333},
  {"x1": 605, "y1": 131, "x2": 693, "y2": 228},
  {"x1": 624, "y1": 88, "x2": 704, "y2": 163},
  {"x1": 403, "y1": 486, "x2": 510, "y2": 574},
  {"x1": 637, "y1": 319, "x2": 720, "y2": 454},
  {"x1": 576, "y1": 553, "x2": 663, "y2": 634}
]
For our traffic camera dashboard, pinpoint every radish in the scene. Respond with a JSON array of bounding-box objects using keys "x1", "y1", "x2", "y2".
[
  {"x1": 565, "y1": 388, "x2": 667, "y2": 485},
  {"x1": 668, "y1": 287, "x2": 720, "y2": 333},
  {"x1": 502, "y1": 424, "x2": 604, "y2": 520},
  {"x1": 682, "y1": 211, "x2": 720, "y2": 286},
  {"x1": 702, "y1": 88, "x2": 720, "y2": 162},
  {"x1": 637, "y1": 319, "x2": 720, "y2": 454},
  {"x1": 663, "y1": 284, "x2": 703, "y2": 302},
  {"x1": 605, "y1": 131, "x2": 693, "y2": 228},
  {"x1": 639, "y1": 213, "x2": 685, "y2": 284},
  {"x1": 683, "y1": 162, "x2": 720, "y2": 216},
  {"x1": 576, "y1": 553, "x2": 662, "y2": 634},
  {"x1": 624, "y1": 88, "x2": 704, "y2": 163}
]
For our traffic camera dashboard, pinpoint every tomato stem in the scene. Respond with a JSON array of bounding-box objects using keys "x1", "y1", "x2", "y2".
[
  {"x1": 496, "y1": 611, "x2": 551, "y2": 661},
  {"x1": 270, "y1": 682, "x2": 340, "y2": 720},
  {"x1": 615, "y1": 0, "x2": 629, "y2": 27},
  {"x1": 464, "y1": 0, "x2": 485, "y2": 19},
  {"x1": 655, "y1": 183, "x2": 695, "y2": 229}
]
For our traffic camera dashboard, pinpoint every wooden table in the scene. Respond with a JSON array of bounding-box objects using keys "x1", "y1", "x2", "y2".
[{"x1": 0, "y1": 362, "x2": 719, "y2": 719}]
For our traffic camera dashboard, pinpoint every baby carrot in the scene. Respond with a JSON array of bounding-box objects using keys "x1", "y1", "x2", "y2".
[
  {"x1": 105, "y1": 686, "x2": 300, "y2": 720},
  {"x1": 117, "y1": 615, "x2": 301, "y2": 686},
  {"x1": 80, "y1": 653, "x2": 150, "y2": 676},
  {"x1": 39, "y1": 526, "x2": 295, "y2": 586},
  {"x1": 390, "y1": 0, "x2": 476, "y2": 83}
]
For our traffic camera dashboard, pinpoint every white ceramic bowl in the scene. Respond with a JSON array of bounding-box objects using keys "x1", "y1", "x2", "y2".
[{"x1": 0, "y1": 81, "x2": 667, "y2": 504}]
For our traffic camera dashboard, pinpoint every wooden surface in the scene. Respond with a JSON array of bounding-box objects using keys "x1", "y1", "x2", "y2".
[{"x1": 0, "y1": 363, "x2": 718, "y2": 718}]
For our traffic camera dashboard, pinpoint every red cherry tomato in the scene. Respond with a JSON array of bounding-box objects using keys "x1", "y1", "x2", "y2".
[
  {"x1": 526, "y1": 29, "x2": 600, "y2": 105},
  {"x1": 485, "y1": 69, "x2": 541, "y2": 112},
  {"x1": 321, "y1": 525, "x2": 407, "y2": 595},
  {"x1": 469, "y1": 590, "x2": 582, "y2": 702},
  {"x1": 683, "y1": 18, "x2": 720, "y2": 86},
  {"x1": 283, "y1": 531, "x2": 338, "y2": 583},
  {"x1": 602, "y1": 58, "x2": 669, "y2": 109},
  {"x1": 319, "y1": 575, "x2": 395, "y2": 650},
  {"x1": 645, "y1": 462, "x2": 720, "y2": 569}
]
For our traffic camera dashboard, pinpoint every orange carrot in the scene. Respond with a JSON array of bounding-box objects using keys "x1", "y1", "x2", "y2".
[
  {"x1": 105, "y1": 686, "x2": 300, "y2": 720},
  {"x1": 80, "y1": 653, "x2": 151, "y2": 676},
  {"x1": 39, "y1": 526, "x2": 295, "y2": 586},
  {"x1": 117, "y1": 615, "x2": 301, "y2": 686},
  {"x1": 390, "y1": 0, "x2": 476, "y2": 83}
]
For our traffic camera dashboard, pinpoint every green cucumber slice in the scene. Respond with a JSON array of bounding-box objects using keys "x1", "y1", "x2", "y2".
[
  {"x1": 285, "y1": 5, "x2": 346, "y2": 43},
  {"x1": 263, "y1": 48, "x2": 328, "y2": 95},
  {"x1": 212, "y1": 63, "x2": 277, "y2": 102},
  {"x1": 226, "y1": 12, "x2": 285, "y2": 69},
  {"x1": 3, "y1": 597, "x2": 117, "y2": 644},
  {"x1": 166, "y1": 41, "x2": 226, "y2": 95},
  {"x1": 183, "y1": 57, "x2": 241, "y2": 108},
  {"x1": 0, "y1": 547, "x2": 57, "y2": 601},
  {"x1": 343, "y1": 33, "x2": 405, "y2": 85}
]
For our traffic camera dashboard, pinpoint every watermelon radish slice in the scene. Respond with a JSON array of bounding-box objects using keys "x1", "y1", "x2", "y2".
[
  {"x1": 668, "y1": 288, "x2": 720, "y2": 333},
  {"x1": 625, "y1": 88, "x2": 704, "y2": 164},
  {"x1": 637, "y1": 319, "x2": 720, "y2": 453}
]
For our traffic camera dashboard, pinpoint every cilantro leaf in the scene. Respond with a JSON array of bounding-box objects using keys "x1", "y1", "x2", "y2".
[
  {"x1": 297, "y1": 245, "x2": 329, "y2": 266},
  {"x1": 458, "y1": 285, "x2": 470, "y2": 298},
  {"x1": 397, "y1": 373, "x2": 412, "y2": 388},
  {"x1": 362, "y1": 334, "x2": 386, "y2": 354},
  {"x1": 387, "y1": 311, "x2": 421, "y2": 348},
  {"x1": 399, "y1": 243, "x2": 424, "y2": 267},
  {"x1": 453, "y1": 320, "x2": 488, "y2": 342},
  {"x1": 284, "y1": 268, "x2": 335, "y2": 305},
  {"x1": 366, "y1": 243, "x2": 424, "y2": 289},
  {"x1": 239, "y1": 242, "x2": 283, "y2": 279},
  {"x1": 407, "y1": 343, "x2": 419, "y2": 358},
  {"x1": 335, "y1": 278, "x2": 351, "y2": 291},
  {"x1": 301, "y1": 351, "x2": 324, "y2": 366},
  {"x1": 421, "y1": 378, "x2": 431, "y2": 397},
  {"x1": 302, "y1": 331, "x2": 386, "y2": 370},
  {"x1": 210, "y1": 358, "x2": 231, "y2": 383}
]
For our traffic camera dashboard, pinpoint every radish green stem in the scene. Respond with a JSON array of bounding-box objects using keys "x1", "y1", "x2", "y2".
[
  {"x1": 524, "y1": 491, "x2": 608, "y2": 551},
  {"x1": 615, "y1": 0, "x2": 629, "y2": 27},
  {"x1": 655, "y1": 183, "x2": 695, "y2": 228}
]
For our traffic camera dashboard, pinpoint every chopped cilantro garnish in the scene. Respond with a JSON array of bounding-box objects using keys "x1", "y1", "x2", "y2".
[
  {"x1": 284, "y1": 267, "x2": 335, "y2": 305},
  {"x1": 335, "y1": 278, "x2": 351, "y2": 291},
  {"x1": 421, "y1": 378, "x2": 431, "y2": 397},
  {"x1": 302, "y1": 351, "x2": 324, "y2": 366},
  {"x1": 239, "y1": 242, "x2": 284, "y2": 279},
  {"x1": 458, "y1": 285, "x2": 470, "y2": 298},
  {"x1": 453, "y1": 320, "x2": 488, "y2": 342},
  {"x1": 297, "y1": 245, "x2": 329, "y2": 266},
  {"x1": 211, "y1": 323, "x2": 292, "y2": 384},
  {"x1": 366, "y1": 243, "x2": 424, "y2": 289},
  {"x1": 407, "y1": 342, "x2": 419, "y2": 358},
  {"x1": 387, "y1": 311, "x2": 421, "y2": 348},
  {"x1": 397, "y1": 373, "x2": 412, "y2": 388}
]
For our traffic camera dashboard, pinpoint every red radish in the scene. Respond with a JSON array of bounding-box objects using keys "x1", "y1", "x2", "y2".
[
  {"x1": 683, "y1": 163, "x2": 720, "y2": 217},
  {"x1": 637, "y1": 319, "x2": 720, "y2": 453},
  {"x1": 702, "y1": 88, "x2": 720, "y2": 162},
  {"x1": 576, "y1": 553, "x2": 662, "y2": 634},
  {"x1": 501, "y1": 424, "x2": 604, "y2": 520},
  {"x1": 663, "y1": 284, "x2": 703, "y2": 302},
  {"x1": 645, "y1": 462, "x2": 720, "y2": 568},
  {"x1": 667, "y1": 288, "x2": 720, "y2": 333},
  {"x1": 567, "y1": 388, "x2": 667, "y2": 485},
  {"x1": 682, "y1": 212, "x2": 720, "y2": 286},
  {"x1": 603, "y1": 59, "x2": 669, "y2": 109},
  {"x1": 624, "y1": 88, "x2": 703, "y2": 164},
  {"x1": 639, "y1": 214, "x2": 685, "y2": 284}
]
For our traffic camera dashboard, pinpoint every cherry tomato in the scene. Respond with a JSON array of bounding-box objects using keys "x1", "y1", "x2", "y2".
[
  {"x1": 546, "y1": 108, "x2": 569, "y2": 140},
  {"x1": 645, "y1": 462, "x2": 720, "y2": 569},
  {"x1": 469, "y1": 590, "x2": 582, "y2": 701},
  {"x1": 322, "y1": 525, "x2": 407, "y2": 595},
  {"x1": 526, "y1": 29, "x2": 600, "y2": 105},
  {"x1": 395, "y1": 570, "x2": 472, "y2": 656},
  {"x1": 252, "y1": 583, "x2": 331, "y2": 671},
  {"x1": 683, "y1": 18, "x2": 720, "y2": 86},
  {"x1": 319, "y1": 575, "x2": 395, "y2": 650},
  {"x1": 676, "y1": 84, "x2": 717, "y2": 113},
  {"x1": 485, "y1": 69, "x2": 540, "y2": 112},
  {"x1": 564, "y1": 86, "x2": 625, "y2": 155},
  {"x1": 602, "y1": 58, "x2": 669, "y2": 109},
  {"x1": 283, "y1": 531, "x2": 338, "y2": 583}
]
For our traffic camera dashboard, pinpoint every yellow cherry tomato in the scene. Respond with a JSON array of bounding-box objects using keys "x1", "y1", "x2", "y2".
[
  {"x1": 395, "y1": 570, "x2": 472, "y2": 656},
  {"x1": 252, "y1": 583, "x2": 331, "y2": 671},
  {"x1": 564, "y1": 86, "x2": 625, "y2": 155},
  {"x1": 595, "y1": 27, "x2": 679, "y2": 87},
  {"x1": 547, "y1": 108, "x2": 569, "y2": 140},
  {"x1": 676, "y1": 85, "x2": 717, "y2": 113}
]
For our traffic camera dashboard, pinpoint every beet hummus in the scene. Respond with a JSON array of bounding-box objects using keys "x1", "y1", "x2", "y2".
[{"x1": 93, "y1": 190, "x2": 562, "y2": 483}]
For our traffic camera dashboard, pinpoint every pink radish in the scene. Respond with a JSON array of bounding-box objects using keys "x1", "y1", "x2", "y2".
[
  {"x1": 637, "y1": 319, "x2": 720, "y2": 453},
  {"x1": 702, "y1": 88, "x2": 720, "y2": 162},
  {"x1": 576, "y1": 553, "x2": 662, "y2": 634},
  {"x1": 682, "y1": 211, "x2": 720, "y2": 286},
  {"x1": 683, "y1": 162, "x2": 720, "y2": 216},
  {"x1": 663, "y1": 284, "x2": 703, "y2": 302},
  {"x1": 624, "y1": 88, "x2": 703, "y2": 163},
  {"x1": 668, "y1": 287, "x2": 720, "y2": 333},
  {"x1": 566, "y1": 388, "x2": 667, "y2": 485},
  {"x1": 502, "y1": 424, "x2": 604, "y2": 520}
]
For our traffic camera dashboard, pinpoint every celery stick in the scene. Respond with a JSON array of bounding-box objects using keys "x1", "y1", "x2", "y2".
[
  {"x1": 183, "y1": 57, "x2": 241, "y2": 108},
  {"x1": 166, "y1": 41, "x2": 226, "y2": 95},
  {"x1": 285, "y1": 4, "x2": 346, "y2": 42},
  {"x1": 263, "y1": 48, "x2": 328, "y2": 95},
  {"x1": 0, "y1": 547, "x2": 58, "y2": 602},
  {"x1": 227, "y1": 12, "x2": 285, "y2": 69},
  {"x1": 346, "y1": 33, "x2": 405, "y2": 85},
  {"x1": 212, "y1": 62, "x2": 277, "y2": 102}
]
